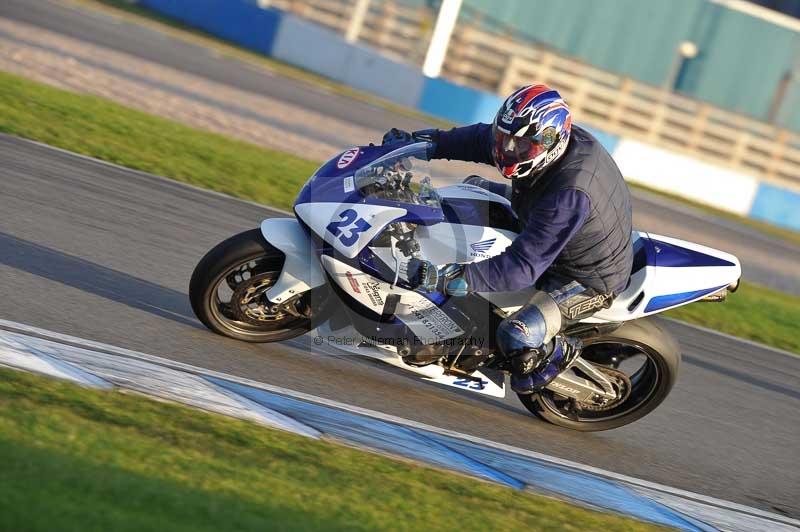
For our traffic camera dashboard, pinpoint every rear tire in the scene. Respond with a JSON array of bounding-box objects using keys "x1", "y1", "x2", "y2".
[
  {"x1": 190, "y1": 229, "x2": 327, "y2": 343},
  {"x1": 518, "y1": 318, "x2": 680, "y2": 431}
]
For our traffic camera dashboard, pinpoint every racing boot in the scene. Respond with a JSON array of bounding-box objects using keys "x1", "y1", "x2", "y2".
[{"x1": 509, "y1": 335, "x2": 582, "y2": 395}]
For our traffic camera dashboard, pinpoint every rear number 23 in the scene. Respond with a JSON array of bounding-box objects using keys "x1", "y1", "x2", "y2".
[{"x1": 326, "y1": 209, "x2": 371, "y2": 247}]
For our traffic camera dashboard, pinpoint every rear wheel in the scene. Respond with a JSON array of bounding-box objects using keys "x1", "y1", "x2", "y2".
[
  {"x1": 518, "y1": 318, "x2": 680, "y2": 431},
  {"x1": 189, "y1": 229, "x2": 328, "y2": 342}
]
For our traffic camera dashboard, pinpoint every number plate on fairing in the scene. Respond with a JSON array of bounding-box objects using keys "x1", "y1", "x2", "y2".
[
  {"x1": 295, "y1": 202, "x2": 407, "y2": 259},
  {"x1": 426, "y1": 370, "x2": 505, "y2": 398}
]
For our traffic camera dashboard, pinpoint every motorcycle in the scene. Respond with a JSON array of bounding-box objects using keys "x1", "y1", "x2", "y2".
[{"x1": 189, "y1": 141, "x2": 741, "y2": 431}]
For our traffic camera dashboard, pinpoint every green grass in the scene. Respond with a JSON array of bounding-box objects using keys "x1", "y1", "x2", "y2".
[
  {"x1": 0, "y1": 368, "x2": 664, "y2": 532},
  {"x1": 0, "y1": 71, "x2": 317, "y2": 211},
  {"x1": 1, "y1": 70, "x2": 797, "y2": 354},
  {"x1": 665, "y1": 280, "x2": 800, "y2": 355}
]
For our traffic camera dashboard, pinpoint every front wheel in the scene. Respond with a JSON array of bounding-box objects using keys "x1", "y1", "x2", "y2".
[
  {"x1": 189, "y1": 229, "x2": 328, "y2": 343},
  {"x1": 518, "y1": 318, "x2": 680, "y2": 431}
]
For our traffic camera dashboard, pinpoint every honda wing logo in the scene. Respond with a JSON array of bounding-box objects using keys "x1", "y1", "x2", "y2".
[{"x1": 470, "y1": 238, "x2": 496, "y2": 258}]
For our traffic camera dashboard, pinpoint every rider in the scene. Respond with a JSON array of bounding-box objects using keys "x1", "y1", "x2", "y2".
[{"x1": 388, "y1": 84, "x2": 633, "y2": 394}]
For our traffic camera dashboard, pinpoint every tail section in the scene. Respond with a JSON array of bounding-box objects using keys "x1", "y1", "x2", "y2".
[{"x1": 589, "y1": 232, "x2": 741, "y2": 323}]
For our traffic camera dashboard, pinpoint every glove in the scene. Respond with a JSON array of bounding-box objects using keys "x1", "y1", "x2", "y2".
[
  {"x1": 462, "y1": 174, "x2": 512, "y2": 200},
  {"x1": 382, "y1": 128, "x2": 438, "y2": 160},
  {"x1": 406, "y1": 259, "x2": 470, "y2": 297},
  {"x1": 382, "y1": 128, "x2": 413, "y2": 146},
  {"x1": 463, "y1": 175, "x2": 489, "y2": 187}
]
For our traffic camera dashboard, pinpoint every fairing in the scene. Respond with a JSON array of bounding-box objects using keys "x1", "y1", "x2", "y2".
[{"x1": 292, "y1": 143, "x2": 741, "y2": 345}]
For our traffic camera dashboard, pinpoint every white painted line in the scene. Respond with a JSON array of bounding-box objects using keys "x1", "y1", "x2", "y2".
[
  {"x1": 633, "y1": 486, "x2": 800, "y2": 532},
  {"x1": 0, "y1": 318, "x2": 795, "y2": 529},
  {"x1": 206, "y1": 377, "x2": 322, "y2": 439},
  {"x1": 0, "y1": 333, "x2": 113, "y2": 388},
  {"x1": 0, "y1": 326, "x2": 320, "y2": 439}
]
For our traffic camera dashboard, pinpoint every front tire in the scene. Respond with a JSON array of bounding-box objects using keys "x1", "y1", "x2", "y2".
[
  {"x1": 190, "y1": 229, "x2": 326, "y2": 343},
  {"x1": 519, "y1": 318, "x2": 680, "y2": 431}
]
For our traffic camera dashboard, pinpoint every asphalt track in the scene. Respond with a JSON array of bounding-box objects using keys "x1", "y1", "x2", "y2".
[
  {"x1": 3, "y1": 0, "x2": 800, "y2": 295},
  {"x1": 2, "y1": 136, "x2": 798, "y2": 518}
]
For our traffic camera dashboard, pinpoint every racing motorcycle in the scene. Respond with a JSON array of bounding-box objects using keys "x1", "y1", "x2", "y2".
[{"x1": 189, "y1": 142, "x2": 741, "y2": 431}]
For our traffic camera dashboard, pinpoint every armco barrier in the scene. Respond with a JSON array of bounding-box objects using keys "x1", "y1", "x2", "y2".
[
  {"x1": 749, "y1": 182, "x2": 800, "y2": 231},
  {"x1": 271, "y1": 14, "x2": 424, "y2": 108},
  {"x1": 138, "y1": 0, "x2": 281, "y2": 56}
]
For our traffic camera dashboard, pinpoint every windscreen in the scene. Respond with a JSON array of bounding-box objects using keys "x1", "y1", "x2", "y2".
[{"x1": 354, "y1": 143, "x2": 441, "y2": 208}]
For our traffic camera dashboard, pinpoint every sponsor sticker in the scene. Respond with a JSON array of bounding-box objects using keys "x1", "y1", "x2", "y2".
[
  {"x1": 541, "y1": 126, "x2": 558, "y2": 149},
  {"x1": 345, "y1": 271, "x2": 361, "y2": 293},
  {"x1": 544, "y1": 136, "x2": 568, "y2": 165},
  {"x1": 362, "y1": 280, "x2": 384, "y2": 307},
  {"x1": 567, "y1": 293, "x2": 613, "y2": 319},
  {"x1": 343, "y1": 175, "x2": 355, "y2": 193},
  {"x1": 469, "y1": 238, "x2": 496, "y2": 258},
  {"x1": 404, "y1": 298, "x2": 464, "y2": 343},
  {"x1": 337, "y1": 148, "x2": 360, "y2": 169}
]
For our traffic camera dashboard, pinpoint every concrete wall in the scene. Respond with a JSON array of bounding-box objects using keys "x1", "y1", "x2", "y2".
[
  {"x1": 272, "y1": 14, "x2": 424, "y2": 108},
  {"x1": 612, "y1": 139, "x2": 760, "y2": 216},
  {"x1": 137, "y1": 0, "x2": 800, "y2": 232}
]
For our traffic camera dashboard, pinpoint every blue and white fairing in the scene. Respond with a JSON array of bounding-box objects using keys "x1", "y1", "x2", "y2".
[
  {"x1": 293, "y1": 141, "x2": 741, "y2": 338},
  {"x1": 586, "y1": 232, "x2": 741, "y2": 322},
  {"x1": 293, "y1": 142, "x2": 519, "y2": 346}
]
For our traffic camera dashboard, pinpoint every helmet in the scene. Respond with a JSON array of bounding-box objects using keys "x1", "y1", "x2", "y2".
[{"x1": 492, "y1": 84, "x2": 572, "y2": 179}]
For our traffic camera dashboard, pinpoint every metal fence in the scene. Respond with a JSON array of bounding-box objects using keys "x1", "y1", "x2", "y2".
[{"x1": 269, "y1": 0, "x2": 800, "y2": 190}]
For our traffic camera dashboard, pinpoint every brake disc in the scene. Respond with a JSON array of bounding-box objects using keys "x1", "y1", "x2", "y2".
[{"x1": 230, "y1": 272, "x2": 283, "y2": 324}]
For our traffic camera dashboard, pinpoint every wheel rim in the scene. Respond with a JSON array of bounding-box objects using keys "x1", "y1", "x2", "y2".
[
  {"x1": 536, "y1": 339, "x2": 663, "y2": 423},
  {"x1": 208, "y1": 254, "x2": 311, "y2": 337}
]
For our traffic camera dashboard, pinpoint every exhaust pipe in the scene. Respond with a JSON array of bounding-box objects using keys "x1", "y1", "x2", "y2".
[{"x1": 700, "y1": 279, "x2": 740, "y2": 303}]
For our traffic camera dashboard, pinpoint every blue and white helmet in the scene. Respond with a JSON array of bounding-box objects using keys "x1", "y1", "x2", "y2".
[{"x1": 492, "y1": 84, "x2": 572, "y2": 179}]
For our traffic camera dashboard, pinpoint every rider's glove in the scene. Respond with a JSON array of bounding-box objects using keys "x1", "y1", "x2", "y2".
[
  {"x1": 463, "y1": 175, "x2": 489, "y2": 187},
  {"x1": 462, "y1": 175, "x2": 512, "y2": 200},
  {"x1": 406, "y1": 259, "x2": 469, "y2": 297},
  {"x1": 382, "y1": 128, "x2": 414, "y2": 145},
  {"x1": 382, "y1": 128, "x2": 438, "y2": 159}
]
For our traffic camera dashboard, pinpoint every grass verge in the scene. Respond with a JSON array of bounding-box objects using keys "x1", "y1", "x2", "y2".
[
  {"x1": 2, "y1": 70, "x2": 797, "y2": 354},
  {"x1": 0, "y1": 368, "x2": 664, "y2": 532},
  {"x1": 0, "y1": 70, "x2": 316, "y2": 211},
  {"x1": 665, "y1": 280, "x2": 800, "y2": 355}
]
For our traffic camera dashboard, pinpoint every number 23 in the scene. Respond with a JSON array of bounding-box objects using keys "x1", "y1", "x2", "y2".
[{"x1": 326, "y1": 209, "x2": 371, "y2": 247}]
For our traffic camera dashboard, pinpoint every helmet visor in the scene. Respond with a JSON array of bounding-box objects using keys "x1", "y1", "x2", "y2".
[{"x1": 492, "y1": 124, "x2": 546, "y2": 169}]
